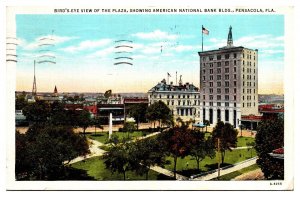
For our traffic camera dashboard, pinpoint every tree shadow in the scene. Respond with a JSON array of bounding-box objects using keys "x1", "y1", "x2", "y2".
[
  {"x1": 54, "y1": 167, "x2": 95, "y2": 180},
  {"x1": 204, "y1": 163, "x2": 232, "y2": 171},
  {"x1": 177, "y1": 169, "x2": 203, "y2": 177}
]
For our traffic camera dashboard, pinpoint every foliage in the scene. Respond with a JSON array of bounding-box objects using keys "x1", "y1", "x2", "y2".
[
  {"x1": 15, "y1": 124, "x2": 90, "y2": 180},
  {"x1": 146, "y1": 100, "x2": 173, "y2": 128},
  {"x1": 123, "y1": 122, "x2": 137, "y2": 139},
  {"x1": 190, "y1": 131, "x2": 215, "y2": 170},
  {"x1": 131, "y1": 137, "x2": 166, "y2": 179},
  {"x1": 127, "y1": 103, "x2": 148, "y2": 130},
  {"x1": 75, "y1": 110, "x2": 92, "y2": 136},
  {"x1": 104, "y1": 89, "x2": 112, "y2": 98},
  {"x1": 15, "y1": 93, "x2": 27, "y2": 110},
  {"x1": 158, "y1": 125, "x2": 194, "y2": 179},
  {"x1": 22, "y1": 100, "x2": 51, "y2": 123},
  {"x1": 203, "y1": 120, "x2": 210, "y2": 133},
  {"x1": 255, "y1": 117, "x2": 284, "y2": 180},
  {"x1": 103, "y1": 142, "x2": 135, "y2": 180},
  {"x1": 211, "y1": 121, "x2": 238, "y2": 164}
]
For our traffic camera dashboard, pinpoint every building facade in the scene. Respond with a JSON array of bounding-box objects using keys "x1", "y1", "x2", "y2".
[
  {"x1": 198, "y1": 26, "x2": 258, "y2": 128},
  {"x1": 148, "y1": 79, "x2": 201, "y2": 122}
]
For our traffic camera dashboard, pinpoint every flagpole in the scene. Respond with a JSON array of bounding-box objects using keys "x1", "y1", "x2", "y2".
[{"x1": 202, "y1": 25, "x2": 203, "y2": 52}]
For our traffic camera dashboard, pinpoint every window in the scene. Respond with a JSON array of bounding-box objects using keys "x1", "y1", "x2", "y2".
[
  {"x1": 209, "y1": 95, "x2": 213, "y2": 100},
  {"x1": 209, "y1": 82, "x2": 213, "y2": 87},
  {"x1": 217, "y1": 95, "x2": 221, "y2": 100},
  {"x1": 217, "y1": 68, "x2": 221, "y2": 73},
  {"x1": 225, "y1": 61, "x2": 229, "y2": 66},
  {"x1": 183, "y1": 101, "x2": 185, "y2": 105},
  {"x1": 234, "y1": 74, "x2": 237, "y2": 79},
  {"x1": 159, "y1": 95, "x2": 161, "y2": 98},
  {"x1": 210, "y1": 69, "x2": 213, "y2": 74},
  {"x1": 225, "y1": 68, "x2": 229, "y2": 73},
  {"x1": 187, "y1": 95, "x2": 190, "y2": 99},
  {"x1": 225, "y1": 102, "x2": 229, "y2": 107},
  {"x1": 234, "y1": 95, "x2": 236, "y2": 100},
  {"x1": 234, "y1": 81, "x2": 237, "y2": 86},
  {"x1": 217, "y1": 102, "x2": 221, "y2": 106},
  {"x1": 203, "y1": 102, "x2": 205, "y2": 106},
  {"x1": 210, "y1": 63, "x2": 213, "y2": 68},
  {"x1": 202, "y1": 63, "x2": 205, "y2": 68},
  {"x1": 202, "y1": 57, "x2": 206, "y2": 61},
  {"x1": 217, "y1": 62, "x2": 221, "y2": 67},
  {"x1": 209, "y1": 56, "x2": 214, "y2": 61},
  {"x1": 217, "y1": 75, "x2": 221, "y2": 80},
  {"x1": 217, "y1": 88, "x2": 221, "y2": 93},
  {"x1": 225, "y1": 110, "x2": 229, "y2": 121},
  {"x1": 203, "y1": 76, "x2": 206, "y2": 81},
  {"x1": 225, "y1": 95, "x2": 229, "y2": 100},
  {"x1": 209, "y1": 102, "x2": 213, "y2": 106},
  {"x1": 225, "y1": 88, "x2": 229, "y2": 94},
  {"x1": 210, "y1": 75, "x2": 213, "y2": 80},
  {"x1": 225, "y1": 75, "x2": 229, "y2": 80},
  {"x1": 217, "y1": 82, "x2": 221, "y2": 87},
  {"x1": 234, "y1": 88, "x2": 237, "y2": 93},
  {"x1": 225, "y1": 81, "x2": 229, "y2": 87},
  {"x1": 234, "y1": 60, "x2": 236, "y2": 65},
  {"x1": 217, "y1": 55, "x2": 221, "y2": 60},
  {"x1": 234, "y1": 67, "x2": 237, "y2": 72},
  {"x1": 209, "y1": 88, "x2": 213, "y2": 93},
  {"x1": 171, "y1": 101, "x2": 174, "y2": 105},
  {"x1": 225, "y1": 54, "x2": 230, "y2": 59},
  {"x1": 203, "y1": 70, "x2": 206, "y2": 74},
  {"x1": 203, "y1": 95, "x2": 205, "y2": 100},
  {"x1": 234, "y1": 53, "x2": 237, "y2": 58},
  {"x1": 167, "y1": 101, "x2": 169, "y2": 105},
  {"x1": 183, "y1": 95, "x2": 185, "y2": 98},
  {"x1": 234, "y1": 103, "x2": 236, "y2": 107},
  {"x1": 178, "y1": 100, "x2": 181, "y2": 105},
  {"x1": 167, "y1": 95, "x2": 169, "y2": 99}
]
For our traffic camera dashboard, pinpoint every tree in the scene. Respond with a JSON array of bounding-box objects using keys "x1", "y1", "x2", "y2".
[
  {"x1": 158, "y1": 125, "x2": 194, "y2": 179},
  {"x1": 255, "y1": 117, "x2": 284, "y2": 180},
  {"x1": 190, "y1": 131, "x2": 215, "y2": 171},
  {"x1": 131, "y1": 137, "x2": 166, "y2": 180},
  {"x1": 15, "y1": 94, "x2": 27, "y2": 110},
  {"x1": 211, "y1": 121, "x2": 238, "y2": 164},
  {"x1": 246, "y1": 141, "x2": 256, "y2": 158},
  {"x1": 75, "y1": 110, "x2": 92, "y2": 136},
  {"x1": 203, "y1": 120, "x2": 210, "y2": 133},
  {"x1": 15, "y1": 124, "x2": 90, "y2": 180},
  {"x1": 103, "y1": 142, "x2": 135, "y2": 180},
  {"x1": 104, "y1": 89, "x2": 112, "y2": 98},
  {"x1": 123, "y1": 122, "x2": 137, "y2": 139},
  {"x1": 23, "y1": 100, "x2": 51, "y2": 123},
  {"x1": 146, "y1": 101, "x2": 172, "y2": 128},
  {"x1": 128, "y1": 103, "x2": 148, "y2": 131},
  {"x1": 93, "y1": 116, "x2": 105, "y2": 135}
]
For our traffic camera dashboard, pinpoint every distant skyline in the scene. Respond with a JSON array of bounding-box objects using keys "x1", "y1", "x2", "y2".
[{"x1": 16, "y1": 14, "x2": 284, "y2": 94}]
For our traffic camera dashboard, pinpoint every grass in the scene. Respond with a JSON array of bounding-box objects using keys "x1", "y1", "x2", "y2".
[
  {"x1": 236, "y1": 136, "x2": 255, "y2": 147},
  {"x1": 163, "y1": 148, "x2": 257, "y2": 177},
  {"x1": 70, "y1": 156, "x2": 172, "y2": 180},
  {"x1": 87, "y1": 131, "x2": 151, "y2": 144},
  {"x1": 213, "y1": 164, "x2": 260, "y2": 180}
]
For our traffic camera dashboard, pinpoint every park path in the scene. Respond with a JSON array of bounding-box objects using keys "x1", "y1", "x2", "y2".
[
  {"x1": 150, "y1": 166, "x2": 188, "y2": 180},
  {"x1": 232, "y1": 146, "x2": 253, "y2": 150},
  {"x1": 191, "y1": 157, "x2": 258, "y2": 180},
  {"x1": 67, "y1": 139, "x2": 106, "y2": 165}
]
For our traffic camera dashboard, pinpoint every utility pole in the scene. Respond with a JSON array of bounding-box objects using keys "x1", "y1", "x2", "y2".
[{"x1": 217, "y1": 138, "x2": 221, "y2": 178}]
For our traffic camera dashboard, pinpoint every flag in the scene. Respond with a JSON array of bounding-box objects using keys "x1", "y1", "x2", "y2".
[
  {"x1": 167, "y1": 72, "x2": 171, "y2": 77},
  {"x1": 202, "y1": 26, "x2": 209, "y2": 35}
]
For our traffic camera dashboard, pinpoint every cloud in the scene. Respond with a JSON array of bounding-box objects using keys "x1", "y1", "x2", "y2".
[
  {"x1": 61, "y1": 39, "x2": 112, "y2": 53},
  {"x1": 133, "y1": 29, "x2": 178, "y2": 40},
  {"x1": 19, "y1": 35, "x2": 76, "y2": 51}
]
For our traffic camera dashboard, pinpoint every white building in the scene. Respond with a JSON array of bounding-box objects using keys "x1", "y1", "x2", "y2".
[
  {"x1": 148, "y1": 79, "x2": 201, "y2": 123},
  {"x1": 198, "y1": 26, "x2": 258, "y2": 128}
]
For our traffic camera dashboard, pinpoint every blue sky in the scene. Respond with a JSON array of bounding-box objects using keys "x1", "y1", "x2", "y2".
[{"x1": 16, "y1": 14, "x2": 284, "y2": 94}]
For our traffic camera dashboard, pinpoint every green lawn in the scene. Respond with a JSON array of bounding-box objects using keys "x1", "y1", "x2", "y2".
[
  {"x1": 213, "y1": 164, "x2": 260, "y2": 180},
  {"x1": 236, "y1": 136, "x2": 255, "y2": 147},
  {"x1": 87, "y1": 131, "x2": 151, "y2": 144},
  {"x1": 70, "y1": 156, "x2": 172, "y2": 180},
  {"x1": 163, "y1": 148, "x2": 257, "y2": 177}
]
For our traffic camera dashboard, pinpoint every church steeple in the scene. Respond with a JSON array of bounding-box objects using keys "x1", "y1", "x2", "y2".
[
  {"x1": 53, "y1": 85, "x2": 58, "y2": 97},
  {"x1": 227, "y1": 26, "x2": 233, "y2": 47}
]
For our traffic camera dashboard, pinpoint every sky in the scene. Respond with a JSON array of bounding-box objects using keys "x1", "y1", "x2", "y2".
[{"x1": 15, "y1": 14, "x2": 284, "y2": 94}]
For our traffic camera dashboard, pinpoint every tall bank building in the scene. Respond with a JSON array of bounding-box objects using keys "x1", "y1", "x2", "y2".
[{"x1": 198, "y1": 26, "x2": 258, "y2": 128}]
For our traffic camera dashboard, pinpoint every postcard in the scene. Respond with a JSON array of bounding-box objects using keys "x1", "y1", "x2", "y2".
[{"x1": 4, "y1": 3, "x2": 294, "y2": 191}]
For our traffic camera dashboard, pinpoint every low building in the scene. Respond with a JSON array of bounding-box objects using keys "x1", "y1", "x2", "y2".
[{"x1": 148, "y1": 79, "x2": 200, "y2": 122}]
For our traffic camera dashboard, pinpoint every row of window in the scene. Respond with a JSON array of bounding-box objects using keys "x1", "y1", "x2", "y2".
[
  {"x1": 243, "y1": 102, "x2": 256, "y2": 107},
  {"x1": 203, "y1": 60, "x2": 238, "y2": 68},
  {"x1": 243, "y1": 61, "x2": 256, "y2": 67},
  {"x1": 203, "y1": 102, "x2": 234, "y2": 107},
  {"x1": 166, "y1": 100, "x2": 201, "y2": 106},
  {"x1": 202, "y1": 53, "x2": 239, "y2": 62},
  {"x1": 203, "y1": 94, "x2": 237, "y2": 101},
  {"x1": 243, "y1": 81, "x2": 256, "y2": 87},
  {"x1": 203, "y1": 74, "x2": 237, "y2": 81},
  {"x1": 202, "y1": 67, "x2": 237, "y2": 75},
  {"x1": 150, "y1": 94, "x2": 200, "y2": 99},
  {"x1": 203, "y1": 81, "x2": 237, "y2": 88},
  {"x1": 242, "y1": 67, "x2": 256, "y2": 73},
  {"x1": 177, "y1": 108, "x2": 194, "y2": 116},
  {"x1": 242, "y1": 95, "x2": 256, "y2": 101}
]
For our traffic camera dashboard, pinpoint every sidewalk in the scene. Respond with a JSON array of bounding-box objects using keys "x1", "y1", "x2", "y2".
[
  {"x1": 191, "y1": 157, "x2": 258, "y2": 180},
  {"x1": 67, "y1": 139, "x2": 106, "y2": 165},
  {"x1": 150, "y1": 165, "x2": 188, "y2": 180}
]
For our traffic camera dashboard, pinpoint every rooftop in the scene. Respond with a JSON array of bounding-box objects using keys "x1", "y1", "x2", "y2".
[{"x1": 148, "y1": 79, "x2": 199, "y2": 93}]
